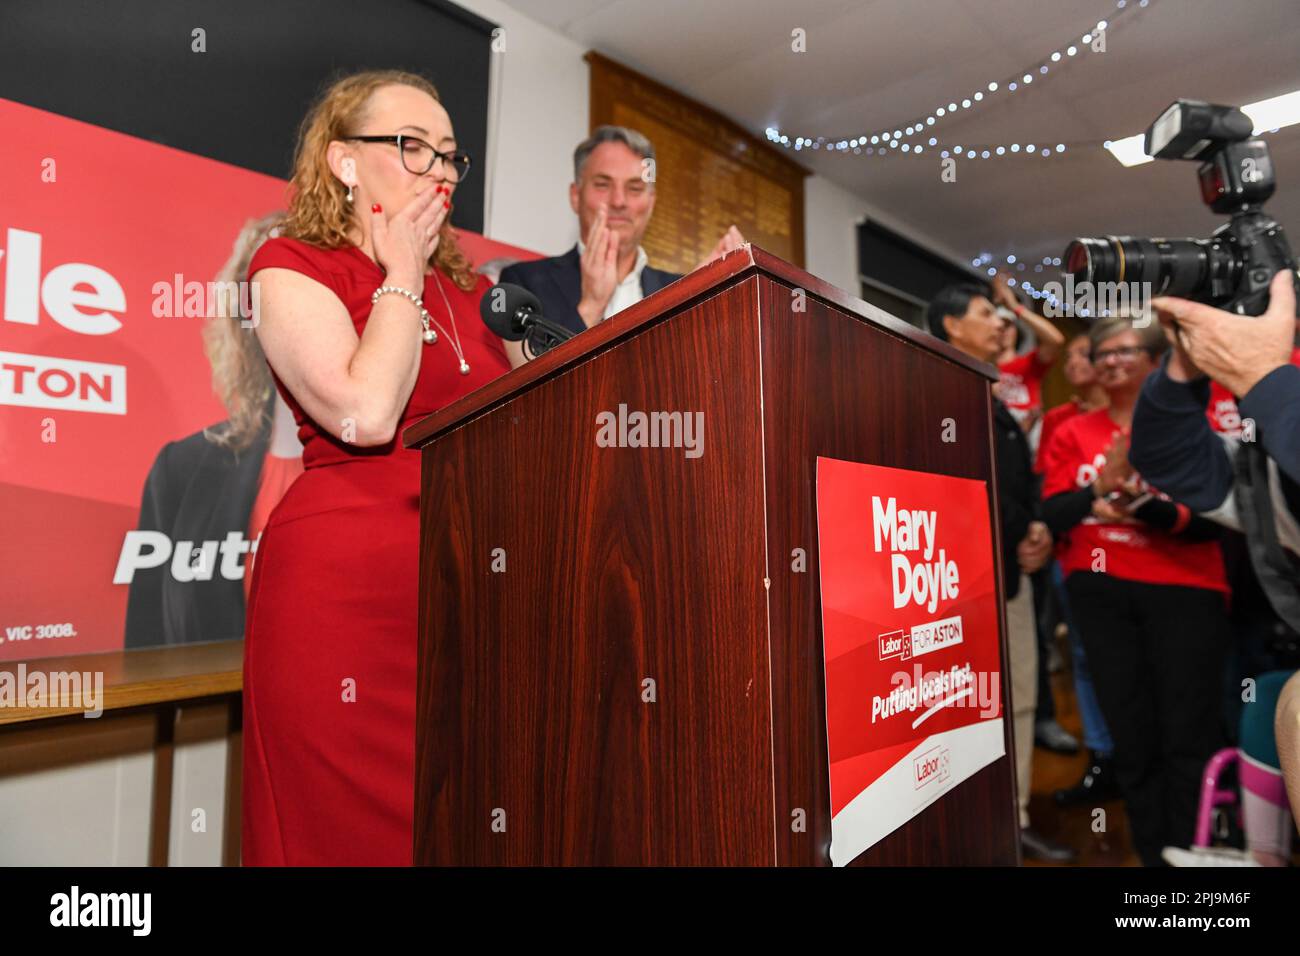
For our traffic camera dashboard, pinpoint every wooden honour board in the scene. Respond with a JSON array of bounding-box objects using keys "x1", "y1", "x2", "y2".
[{"x1": 587, "y1": 52, "x2": 808, "y2": 277}]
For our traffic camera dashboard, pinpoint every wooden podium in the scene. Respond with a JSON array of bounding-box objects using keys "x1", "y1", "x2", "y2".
[{"x1": 403, "y1": 247, "x2": 1018, "y2": 865}]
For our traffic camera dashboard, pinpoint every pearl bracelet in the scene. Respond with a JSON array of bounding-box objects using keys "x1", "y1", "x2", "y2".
[
  {"x1": 371, "y1": 284, "x2": 425, "y2": 314},
  {"x1": 371, "y1": 284, "x2": 436, "y2": 342}
]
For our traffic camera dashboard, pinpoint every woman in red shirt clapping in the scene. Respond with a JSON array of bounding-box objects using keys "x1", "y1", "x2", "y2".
[{"x1": 1040, "y1": 315, "x2": 1230, "y2": 867}]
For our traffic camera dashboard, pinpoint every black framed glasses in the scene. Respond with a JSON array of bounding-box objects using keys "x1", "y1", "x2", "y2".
[
  {"x1": 346, "y1": 135, "x2": 471, "y2": 182},
  {"x1": 1091, "y1": 345, "x2": 1147, "y2": 363}
]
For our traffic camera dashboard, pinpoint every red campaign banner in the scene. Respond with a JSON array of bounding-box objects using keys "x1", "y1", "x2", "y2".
[
  {"x1": 816, "y1": 456, "x2": 1005, "y2": 864},
  {"x1": 0, "y1": 98, "x2": 538, "y2": 661}
]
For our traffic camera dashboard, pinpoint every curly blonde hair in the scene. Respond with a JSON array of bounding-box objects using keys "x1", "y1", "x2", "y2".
[
  {"x1": 278, "y1": 69, "x2": 477, "y2": 291},
  {"x1": 203, "y1": 213, "x2": 284, "y2": 453}
]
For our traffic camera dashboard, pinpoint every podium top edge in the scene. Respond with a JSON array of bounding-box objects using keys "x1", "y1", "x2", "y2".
[{"x1": 402, "y1": 244, "x2": 998, "y2": 449}]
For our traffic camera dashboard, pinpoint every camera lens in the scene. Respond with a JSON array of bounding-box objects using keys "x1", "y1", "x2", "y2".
[
  {"x1": 1063, "y1": 235, "x2": 1242, "y2": 303},
  {"x1": 1064, "y1": 237, "x2": 1113, "y2": 285}
]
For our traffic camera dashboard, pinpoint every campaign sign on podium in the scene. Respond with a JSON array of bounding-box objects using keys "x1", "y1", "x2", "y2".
[{"x1": 816, "y1": 457, "x2": 1005, "y2": 865}]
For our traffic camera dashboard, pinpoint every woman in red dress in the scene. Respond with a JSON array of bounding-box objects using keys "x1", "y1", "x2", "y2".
[{"x1": 241, "y1": 70, "x2": 509, "y2": 865}]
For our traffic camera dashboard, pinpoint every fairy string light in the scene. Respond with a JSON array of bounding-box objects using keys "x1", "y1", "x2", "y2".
[{"x1": 764, "y1": 0, "x2": 1155, "y2": 157}]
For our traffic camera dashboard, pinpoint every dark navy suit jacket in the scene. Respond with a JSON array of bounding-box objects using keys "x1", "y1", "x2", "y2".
[{"x1": 497, "y1": 245, "x2": 682, "y2": 336}]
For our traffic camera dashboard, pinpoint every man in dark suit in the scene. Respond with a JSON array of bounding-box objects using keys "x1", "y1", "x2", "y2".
[
  {"x1": 498, "y1": 125, "x2": 744, "y2": 365},
  {"x1": 927, "y1": 283, "x2": 1076, "y2": 865}
]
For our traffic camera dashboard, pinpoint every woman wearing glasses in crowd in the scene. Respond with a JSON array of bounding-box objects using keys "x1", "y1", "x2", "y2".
[
  {"x1": 242, "y1": 70, "x2": 509, "y2": 865},
  {"x1": 1039, "y1": 317, "x2": 1229, "y2": 867}
]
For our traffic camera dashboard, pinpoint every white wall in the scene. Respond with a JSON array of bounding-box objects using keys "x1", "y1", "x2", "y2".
[
  {"x1": 0, "y1": 704, "x2": 230, "y2": 866},
  {"x1": 456, "y1": 0, "x2": 590, "y2": 256},
  {"x1": 804, "y1": 175, "x2": 869, "y2": 294},
  {"x1": 804, "y1": 173, "x2": 970, "y2": 297}
]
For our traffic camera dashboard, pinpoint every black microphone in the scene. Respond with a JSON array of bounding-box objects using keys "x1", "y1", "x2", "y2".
[
  {"x1": 480, "y1": 282, "x2": 575, "y2": 358},
  {"x1": 480, "y1": 282, "x2": 539, "y2": 340}
]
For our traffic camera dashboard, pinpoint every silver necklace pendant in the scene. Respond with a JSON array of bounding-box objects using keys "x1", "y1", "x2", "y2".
[
  {"x1": 459, "y1": 360, "x2": 471, "y2": 375},
  {"x1": 423, "y1": 327, "x2": 438, "y2": 344}
]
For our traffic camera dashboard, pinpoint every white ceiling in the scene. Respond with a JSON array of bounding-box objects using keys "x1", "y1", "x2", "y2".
[{"x1": 500, "y1": 0, "x2": 1300, "y2": 277}]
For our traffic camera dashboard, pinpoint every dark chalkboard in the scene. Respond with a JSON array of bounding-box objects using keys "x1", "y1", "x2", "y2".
[{"x1": 0, "y1": 0, "x2": 495, "y2": 232}]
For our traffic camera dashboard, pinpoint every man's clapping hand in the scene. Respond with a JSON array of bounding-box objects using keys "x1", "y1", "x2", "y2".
[
  {"x1": 695, "y1": 225, "x2": 746, "y2": 270},
  {"x1": 577, "y1": 205, "x2": 620, "y2": 328}
]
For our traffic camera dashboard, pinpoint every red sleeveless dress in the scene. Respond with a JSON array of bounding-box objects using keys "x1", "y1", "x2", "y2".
[{"x1": 242, "y1": 237, "x2": 509, "y2": 865}]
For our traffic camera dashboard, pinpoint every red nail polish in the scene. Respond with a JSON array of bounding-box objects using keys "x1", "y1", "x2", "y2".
[
  {"x1": 444, "y1": 200, "x2": 451, "y2": 210},
  {"x1": 371, "y1": 203, "x2": 382, "y2": 213}
]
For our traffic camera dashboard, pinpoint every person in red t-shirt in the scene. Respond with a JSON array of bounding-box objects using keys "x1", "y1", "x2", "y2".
[
  {"x1": 1036, "y1": 333, "x2": 1118, "y2": 807},
  {"x1": 1204, "y1": 346, "x2": 1300, "y2": 438},
  {"x1": 992, "y1": 272, "x2": 1064, "y2": 454},
  {"x1": 1036, "y1": 333, "x2": 1108, "y2": 474},
  {"x1": 990, "y1": 277, "x2": 1073, "y2": 760},
  {"x1": 1040, "y1": 315, "x2": 1230, "y2": 867}
]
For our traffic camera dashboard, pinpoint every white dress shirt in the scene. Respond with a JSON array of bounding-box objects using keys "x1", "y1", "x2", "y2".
[
  {"x1": 576, "y1": 241, "x2": 649, "y2": 322},
  {"x1": 1202, "y1": 438, "x2": 1300, "y2": 555}
]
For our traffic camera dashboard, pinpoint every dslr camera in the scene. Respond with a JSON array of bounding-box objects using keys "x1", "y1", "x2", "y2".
[{"x1": 1066, "y1": 99, "x2": 1297, "y2": 317}]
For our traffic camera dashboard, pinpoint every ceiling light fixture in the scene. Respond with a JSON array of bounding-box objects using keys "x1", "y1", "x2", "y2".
[{"x1": 1104, "y1": 88, "x2": 1300, "y2": 167}]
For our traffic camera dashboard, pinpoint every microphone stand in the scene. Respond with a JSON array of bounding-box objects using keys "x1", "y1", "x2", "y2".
[{"x1": 520, "y1": 313, "x2": 575, "y2": 360}]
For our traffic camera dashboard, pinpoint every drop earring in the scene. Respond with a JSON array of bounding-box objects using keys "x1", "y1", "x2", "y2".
[{"x1": 346, "y1": 183, "x2": 355, "y2": 204}]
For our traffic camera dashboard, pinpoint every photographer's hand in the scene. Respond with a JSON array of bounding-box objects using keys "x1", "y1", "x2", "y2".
[
  {"x1": 1162, "y1": 336, "x2": 1206, "y2": 384},
  {"x1": 1151, "y1": 270, "x2": 1297, "y2": 396},
  {"x1": 1153, "y1": 307, "x2": 1206, "y2": 383}
]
